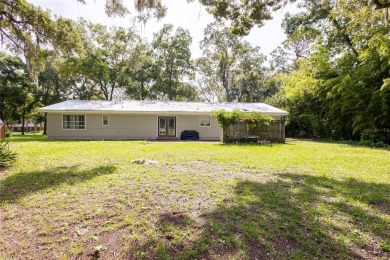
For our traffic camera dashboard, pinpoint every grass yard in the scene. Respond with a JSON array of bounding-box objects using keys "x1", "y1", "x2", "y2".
[{"x1": 0, "y1": 136, "x2": 389, "y2": 259}]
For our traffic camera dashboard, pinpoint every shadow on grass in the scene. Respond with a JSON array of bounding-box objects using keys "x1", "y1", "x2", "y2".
[
  {"x1": 7, "y1": 135, "x2": 49, "y2": 143},
  {"x1": 291, "y1": 138, "x2": 390, "y2": 151},
  {"x1": 129, "y1": 173, "x2": 390, "y2": 259},
  {"x1": 0, "y1": 165, "x2": 116, "y2": 203},
  {"x1": 217, "y1": 142, "x2": 291, "y2": 148}
]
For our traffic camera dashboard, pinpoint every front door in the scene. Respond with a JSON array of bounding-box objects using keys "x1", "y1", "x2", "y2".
[{"x1": 158, "y1": 117, "x2": 176, "y2": 137}]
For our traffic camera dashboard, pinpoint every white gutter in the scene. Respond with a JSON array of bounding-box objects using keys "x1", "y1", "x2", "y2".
[{"x1": 38, "y1": 109, "x2": 289, "y2": 116}]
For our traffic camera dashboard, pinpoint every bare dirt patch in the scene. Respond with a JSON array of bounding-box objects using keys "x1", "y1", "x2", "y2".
[{"x1": 368, "y1": 199, "x2": 390, "y2": 215}]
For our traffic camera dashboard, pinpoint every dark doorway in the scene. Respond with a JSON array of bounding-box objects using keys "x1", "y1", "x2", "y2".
[{"x1": 158, "y1": 117, "x2": 176, "y2": 137}]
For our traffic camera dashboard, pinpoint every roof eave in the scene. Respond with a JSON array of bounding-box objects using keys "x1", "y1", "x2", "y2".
[{"x1": 38, "y1": 109, "x2": 289, "y2": 116}]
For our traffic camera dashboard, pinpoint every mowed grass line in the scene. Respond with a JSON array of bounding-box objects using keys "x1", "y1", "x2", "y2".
[{"x1": 0, "y1": 136, "x2": 389, "y2": 259}]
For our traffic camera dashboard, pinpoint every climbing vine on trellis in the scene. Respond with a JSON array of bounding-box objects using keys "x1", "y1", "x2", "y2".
[{"x1": 212, "y1": 109, "x2": 273, "y2": 129}]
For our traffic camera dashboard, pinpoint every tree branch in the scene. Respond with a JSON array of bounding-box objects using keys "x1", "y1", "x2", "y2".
[
  {"x1": 332, "y1": 19, "x2": 359, "y2": 57},
  {"x1": 371, "y1": 0, "x2": 390, "y2": 10}
]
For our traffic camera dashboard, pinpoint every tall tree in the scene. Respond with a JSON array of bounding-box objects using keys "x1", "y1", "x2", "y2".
[
  {"x1": 231, "y1": 45, "x2": 268, "y2": 102},
  {"x1": 197, "y1": 22, "x2": 268, "y2": 102},
  {"x1": 125, "y1": 42, "x2": 154, "y2": 100},
  {"x1": 270, "y1": 28, "x2": 316, "y2": 73},
  {"x1": 60, "y1": 55, "x2": 102, "y2": 100},
  {"x1": 79, "y1": 22, "x2": 141, "y2": 100},
  {"x1": 269, "y1": 0, "x2": 390, "y2": 142},
  {"x1": 0, "y1": 0, "x2": 82, "y2": 85},
  {"x1": 0, "y1": 52, "x2": 37, "y2": 134},
  {"x1": 198, "y1": 22, "x2": 244, "y2": 102},
  {"x1": 151, "y1": 24, "x2": 194, "y2": 101}
]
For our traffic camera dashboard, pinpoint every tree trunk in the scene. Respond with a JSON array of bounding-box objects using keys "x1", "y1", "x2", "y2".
[
  {"x1": 372, "y1": 0, "x2": 390, "y2": 10},
  {"x1": 21, "y1": 109, "x2": 26, "y2": 135},
  {"x1": 109, "y1": 83, "x2": 115, "y2": 101},
  {"x1": 332, "y1": 19, "x2": 359, "y2": 57},
  {"x1": 0, "y1": 97, "x2": 4, "y2": 120},
  {"x1": 141, "y1": 81, "x2": 145, "y2": 100},
  {"x1": 168, "y1": 64, "x2": 173, "y2": 101},
  {"x1": 43, "y1": 113, "x2": 47, "y2": 135}
]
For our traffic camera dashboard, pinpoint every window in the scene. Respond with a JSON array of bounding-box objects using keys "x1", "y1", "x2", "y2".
[
  {"x1": 102, "y1": 115, "x2": 109, "y2": 126},
  {"x1": 200, "y1": 115, "x2": 211, "y2": 127},
  {"x1": 62, "y1": 115, "x2": 85, "y2": 130}
]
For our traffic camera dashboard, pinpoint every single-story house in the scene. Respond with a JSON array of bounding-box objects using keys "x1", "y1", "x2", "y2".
[{"x1": 38, "y1": 100, "x2": 289, "y2": 141}]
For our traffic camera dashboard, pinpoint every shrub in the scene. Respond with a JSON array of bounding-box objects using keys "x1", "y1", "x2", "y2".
[
  {"x1": 5, "y1": 130, "x2": 12, "y2": 138},
  {"x1": 0, "y1": 140, "x2": 17, "y2": 167}
]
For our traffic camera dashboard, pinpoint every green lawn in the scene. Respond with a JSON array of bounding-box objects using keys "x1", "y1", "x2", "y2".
[{"x1": 0, "y1": 136, "x2": 389, "y2": 259}]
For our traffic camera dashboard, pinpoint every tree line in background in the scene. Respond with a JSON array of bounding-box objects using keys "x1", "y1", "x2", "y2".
[
  {"x1": 266, "y1": 0, "x2": 390, "y2": 145},
  {"x1": 1, "y1": 0, "x2": 390, "y2": 144},
  {"x1": 0, "y1": 14, "x2": 274, "y2": 133}
]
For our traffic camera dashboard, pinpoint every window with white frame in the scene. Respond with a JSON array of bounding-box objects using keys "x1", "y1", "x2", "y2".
[
  {"x1": 102, "y1": 115, "x2": 109, "y2": 126},
  {"x1": 62, "y1": 115, "x2": 85, "y2": 130},
  {"x1": 200, "y1": 115, "x2": 211, "y2": 127}
]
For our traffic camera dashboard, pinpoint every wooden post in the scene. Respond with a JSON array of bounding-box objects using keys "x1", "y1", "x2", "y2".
[{"x1": 0, "y1": 124, "x2": 5, "y2": 139}]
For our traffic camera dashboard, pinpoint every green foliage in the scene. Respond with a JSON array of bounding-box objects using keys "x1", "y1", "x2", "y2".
[
  {"x1": 212, "y1": 109, "x2": 272, "y2": 129},
  {"x1": 197, "y1": 0, "x2": 287, "y2": 35},
  {"x1": 212, "y1": 110, "x2": 241, "y2": 128},
  {"x1": 151, "y1": 24, "x2": 194, "y2": 101},
  {"x1": 79, "y1": 21, "x2": 142, "y2": 101},
  {"x1": 125, "y1": 42, "x2": 154, "y2": 100},
  {"x1": 5, "y1": 131, "x2": 12, "y2": 138},
  {"x1": 0, "y1": 140, "x2": 17, "y2": 166},
  {"x1": 268, "y1": 1, "x2": 390, "y2": 143},
  {"x1": 0, "y1": 52, "x2": 39, "y2": 130},
  {"x1": 1, "y1": 0, "x2": 83, "y2": 85},
  {"x1": 197, "y1": 22, "x2": 269, "y2": 102}
]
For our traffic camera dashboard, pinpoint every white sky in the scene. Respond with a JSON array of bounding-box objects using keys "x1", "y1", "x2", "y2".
[{"x1": 28, "y1": 0, "x2": 299, "y2": 60}]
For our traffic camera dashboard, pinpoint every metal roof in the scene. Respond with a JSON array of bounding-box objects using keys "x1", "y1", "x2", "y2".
[{"x1": 39, "y1": 100, "x2": 289, "y2": 116}]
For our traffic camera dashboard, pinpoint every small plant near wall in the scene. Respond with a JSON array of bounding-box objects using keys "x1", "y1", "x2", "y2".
[{"x1": 0, "y1": 140, "x2": 17, "y2": 167}]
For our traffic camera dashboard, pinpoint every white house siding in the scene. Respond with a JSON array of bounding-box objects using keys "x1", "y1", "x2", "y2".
[
  {"x1": 47, "y1": 113, "x2": 223, "y2": 140},
  {"x1": 176, "y1": 115, "x2": 222, "y2": 141},
  {"x1": 47, "y1": 113, "x2": 157, "y2": 140}
]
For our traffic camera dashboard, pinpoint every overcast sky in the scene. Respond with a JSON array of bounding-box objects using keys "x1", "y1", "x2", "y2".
[{"x1": 28, "y1": 0, "x2": 299, "y2": 60}]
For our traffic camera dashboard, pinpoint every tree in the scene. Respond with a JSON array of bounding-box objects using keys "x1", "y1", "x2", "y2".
[
  {"x1": 125, "y1": 42, "x2": 154, "y2": 100},
  {"x1": 270, "y1": 28, "x2": 316, "y2": 73},
  {"x1": 196, "y1": 0, "x2": 390, "y2": 35},
  {"x1": 0, "y1": 52, "x2": 37, "y2": 135},
  {"x1": 230, "y1": 45, "x2": 269, "y2": 102},
  {"x1": 198, "y1": 22, "x2": 245, "y2": 102},
  {"x1": 194, "y1": 57, "x2": 225, "y2": 102},
  {"x1": 268, "y1": 0, "x2": 390, "y2": 142},
  {"x1": 0, "y1": 0, "x2": 83, "y2": 85},
  {"x1": 38, "y1": 54, "x2": 72, "y2": 134},
  {"x1": 197, "y1": 22, "x2": 269, "y2": 102},
  {"x1": 151, "y1": 24, "x2": 194, "y2": 101},
  {"x1": 60, "y1": 55, "x2": 102, "y2": 100},
  {"x1": 78, "y1": 22, "x2": 141, "y2": 100},
  {"x1": 0, "y1": 53, "x2": 27, "y2": 122}
]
